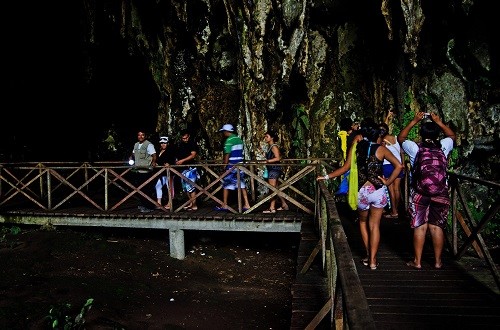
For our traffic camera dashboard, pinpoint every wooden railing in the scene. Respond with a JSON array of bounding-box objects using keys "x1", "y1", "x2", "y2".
[
  {"x1": 298, "y1": 180, "x2": 375, "y2": 329},
  {"x1": 447, "y1": 172, "x2": 500, "y2": 291},
  {"x1": 401, "y1": 162, "x2": 500, "y2": 291},
  {"x1": 0, "y1": 159, "x2": 332, "y2": 214}
]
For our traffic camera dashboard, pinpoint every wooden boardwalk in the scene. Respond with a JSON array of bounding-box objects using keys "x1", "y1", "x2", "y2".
[
  {"x1": 2, "y1": 201, "x2": 500, "y2": 329},
  {"x1": 337, "y1": 202, "x2": 500, "y2": 329}
]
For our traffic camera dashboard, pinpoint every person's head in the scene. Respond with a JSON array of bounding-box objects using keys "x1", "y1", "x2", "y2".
[
  {"x1": 420, "y1": 121, "x2": 441, "y2": 147},
  {"x1": 180, "y1": 129, "x2": 191, "y2": 143},
  {"x1": 159, "y1": 136, "x2": 169, "y2": 148},
  {"x1": 218, "y1": 124, "x2": 235, "y2": 137},
  {"x1": 339, "y1": 118, "x2": 353, "y2": 131},
  {"x1": 137, "y1": 130, "x2": 147, "y2": 142},
  {"x1": 359, "y1": 118, "x2": 379, "y2": 142},
  {"x1": 264, "y1": 130, "x2": 279, "y2": 143},
  {"x1": 379, "y1": 123, "x2": 389, "y2": 138}
]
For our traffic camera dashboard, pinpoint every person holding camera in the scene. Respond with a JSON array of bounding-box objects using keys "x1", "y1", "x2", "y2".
[{"x1": 398, "y1": 111, "x2": 456, "y2": 269}]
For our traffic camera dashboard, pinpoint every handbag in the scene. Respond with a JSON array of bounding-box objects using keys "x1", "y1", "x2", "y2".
[
  {"x1": 263, "y1": 167, "x2": 269, "y2": 179},
  {"x1": 335, "y1": 170, "x2": 350, "y2": 195}
]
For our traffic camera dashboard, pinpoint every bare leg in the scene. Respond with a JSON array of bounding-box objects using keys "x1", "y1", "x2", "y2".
[
  {"x1": 240, "y1": 188, "x2": 251, "y2": 209},
  {"x1": 358, "y1": 210, "x2": 369, "y2": 259},
  {"x1": 222, "y1": 189, "x2": 229, "y2": 208},
  {"x1": 392, "y1": 178, "x2": 402, "y2": 215},
  {"x1": 368, "y1": 206, "x2": 384, "y2": 268},
  {"x1": 189, "y1": 191, "x2": 197, "y2": 209},
  {"x1": 429, "y1": 224, "x2": 444, "y2": 268},
  {"x1": 268, "y1": 178, "x2": 277, "y2": 210},
  {"x1": 410, "y1": 223, "x2": 428, "y2": 268},
  {"x1": 388, "y1": 182, "x2": 398, "y2": 216}
]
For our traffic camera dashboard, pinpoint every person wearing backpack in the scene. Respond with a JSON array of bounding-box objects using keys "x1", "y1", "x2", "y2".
[{"x1": 397, "y1": 112, "x2": 456, "y2": 269}]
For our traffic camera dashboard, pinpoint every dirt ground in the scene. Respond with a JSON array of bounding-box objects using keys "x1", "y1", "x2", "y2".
[{"x1": 0, "y1": 225, "x2": 300, "y2": 329}]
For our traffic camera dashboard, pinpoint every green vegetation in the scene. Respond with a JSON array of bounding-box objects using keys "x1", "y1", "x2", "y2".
[
  {"x1": 0, "y1": 225, "x2": 21, "y2": 248},
  {"x1": 45, "y1": 298, "x2": 94, "y2": 329}
]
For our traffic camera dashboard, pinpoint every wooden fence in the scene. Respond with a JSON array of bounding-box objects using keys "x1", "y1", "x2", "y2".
[{"x1": 0, "y1": 159, "x2": 335, "y2": 215}]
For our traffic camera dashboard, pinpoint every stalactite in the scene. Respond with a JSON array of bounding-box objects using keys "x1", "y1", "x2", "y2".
[{"x1": 400, "y1": 0, "x2": 424, "y2": 68}]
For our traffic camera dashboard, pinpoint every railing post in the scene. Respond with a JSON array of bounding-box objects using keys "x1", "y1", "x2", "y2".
[
  {"x1": 46, "y1": 169, "x2": 52, "y2": 210},
  {"x1": 104, "y1": 168, "x2": 109, "y2": 211},
  {"x1": 450, "y1": 174, "x2": 458, "y2": 255},
  {"x1": 249, "y1": 163, "x2": 256, "y2": 202}
]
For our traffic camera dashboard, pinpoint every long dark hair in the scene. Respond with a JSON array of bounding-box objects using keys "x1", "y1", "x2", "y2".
[
  {"x1": 420, "y1": 121, "x2": 441, "y2": 148},
  {"x1": 357, "y1": 118, "x2": 379, "y2": 162},
  {"x1": 265, "y1": 130, "x2": 279, "y2": 142}
]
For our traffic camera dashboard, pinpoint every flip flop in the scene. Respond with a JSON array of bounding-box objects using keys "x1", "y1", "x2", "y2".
[
  {"x1": 370, "y1": 263, "x2": 379, "y2": 270},
  {"x1": 384, "y1": 213, "x2": 399, "y2": 219},
  {"x1": 262, "y1": 209, "x2": 276, "y2": 213},
  {"x1": 362, "y1": 258, "x2": 369, "y2": 266},
  {"x1": 213, "y1": 206, "x2": 228, "y2": 212},
  {"x1": 276, "y1": 206, "x2": 289, "y2": 211}
]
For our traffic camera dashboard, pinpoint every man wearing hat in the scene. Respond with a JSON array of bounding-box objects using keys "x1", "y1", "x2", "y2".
[
  {"x1": 215, "y1": 124, "x2": 251, "y2": 211},
  {"x1": 155, "y1": 136, "x2": 177, "y2": 209}
]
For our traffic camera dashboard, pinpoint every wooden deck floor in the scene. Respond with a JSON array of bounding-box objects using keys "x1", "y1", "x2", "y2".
[
  {"x1": 2, "y1": 200, "x2": 499, "y2": 329},
  {"x1": 337, "y1": 202, "x2": 500, "y2": 329}
]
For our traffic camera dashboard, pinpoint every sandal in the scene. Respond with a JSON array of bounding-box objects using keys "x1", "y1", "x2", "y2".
[
  {"x1": 370, "y1": 263, "x2": 379, "y2": 270},
  {"x1": 276, "y1": 205, "x2": 289, "y2": 211},
  {"x1": 362, "y1": 258, "x2": 369, "y2": 266},
  {"x1": 262, "y1": 209, "x2": 276, "y2": 213},
  {"x1": 186, "y1": 206, "x2": 198, "y2": 211}
]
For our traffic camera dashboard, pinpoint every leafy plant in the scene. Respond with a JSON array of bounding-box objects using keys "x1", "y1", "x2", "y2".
[
  {"x1": 0, "y1": 225, "x2": 21, "y2": 247},
  {"x1": 46, "y1": 298, "x2": 94, "y2": 329}
]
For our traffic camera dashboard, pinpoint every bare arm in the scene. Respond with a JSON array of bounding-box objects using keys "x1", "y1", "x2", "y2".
[
  {"x1": 376, "y1": 146, "x2": 403, "y2": 186},
  {"x1": 430, "y1": 113, "x2": 456, "y2": 142},
  {"x1": 176, "y1": 151, "x2": 197, "y2": 165},
  {"x1": 397, "y1": 112, "x2": 424, "y2": 145},
  {"x1": 317, "y1": 141, "x2": 355, "y2": 180},
  {"x1": 266, "y1": 145, "x2": 281, "y2": 163}
]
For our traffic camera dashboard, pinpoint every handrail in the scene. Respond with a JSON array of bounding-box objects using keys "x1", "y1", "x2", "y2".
[
  {"x1": 401, "y1": 163, "x2": 500, "y2": 292},
  {"x1": 299, "y1": 180, "x2": 375, "y2": 329},
  {"x1": 0, "y1": 159, "x2": 334, "y2": 214},
  {"x1": 447, "y1": 172, "x2": 500, "y2": 291}
]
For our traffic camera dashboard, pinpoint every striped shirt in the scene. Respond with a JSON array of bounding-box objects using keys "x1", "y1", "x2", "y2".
[{"x1": 224, "y1": 134, "x2": 244, "y2": 165}]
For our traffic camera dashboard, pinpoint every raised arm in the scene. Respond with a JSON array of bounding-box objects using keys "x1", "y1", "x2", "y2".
[
  {"x1": 430, "y1": 113, "x2": 456, "y2": 142},
  {"x1": 397, "y1": 112, "x2": 424, "y2": 145}
]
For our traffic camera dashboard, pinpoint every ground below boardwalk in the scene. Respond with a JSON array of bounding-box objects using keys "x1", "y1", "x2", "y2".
[{"x1": 0, "y1": 225, "x2": 300, "y2": 329}]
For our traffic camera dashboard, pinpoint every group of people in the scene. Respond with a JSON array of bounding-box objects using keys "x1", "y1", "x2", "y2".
[
  {"x1": 318, "y1": 111, "x2": 455, "y2": 271},
  {"x1": 129, "y1": 123, "x2": 287, "y2": 214},
  {"x1": 129, "y1": 128, "x2": 199, "y2": 212}
]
